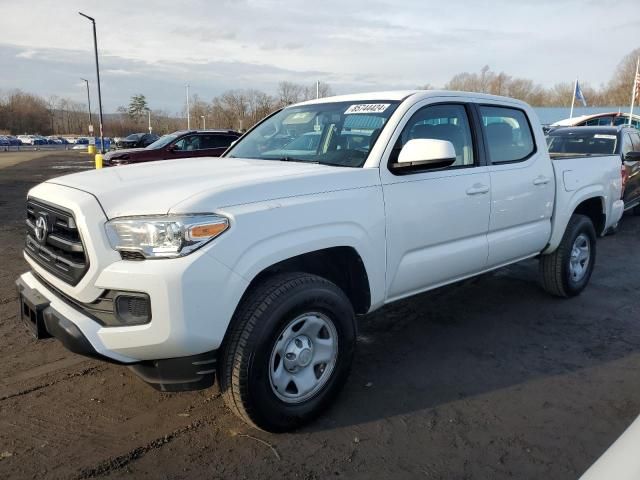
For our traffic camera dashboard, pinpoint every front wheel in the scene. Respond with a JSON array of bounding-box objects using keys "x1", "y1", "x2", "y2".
[
  {"x1": 219, "y1": 272, "x2": 355, "y2": 432},
  {"x1": 539, "y1": 214, "x2": 597, "y2": 297}
]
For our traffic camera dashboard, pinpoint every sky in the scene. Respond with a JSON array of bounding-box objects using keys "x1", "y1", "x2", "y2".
[{"x1": 0, "y1": 0, "x2": 638, "y2": 113}]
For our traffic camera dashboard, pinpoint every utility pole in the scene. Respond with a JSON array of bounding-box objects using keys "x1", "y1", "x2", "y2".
[
  {"x1": 79, "y1": 12, "x2": 105, "y2": 153},
  {"x1": 186, "y1": 84, "x2": 191, "y2": 129},
  {"x1": 148, "y1": 109, "x2": 152, "y2": 134},
  {"x1": 316, "y1": 80, "x2": 320, "y2": 99},
  {"x1": 201, "y1": 115, "x2": 206, "y2": 129},
  {"x1": 80, "y1": 78, "x2": 93, "y2": 135}
]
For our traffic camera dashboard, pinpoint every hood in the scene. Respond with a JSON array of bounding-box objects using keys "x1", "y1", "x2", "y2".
[
  {"x1": 46, "y1": 157, "x2": 378, "y2": 218},
  {"x1": 104, "y1": 147, "x2": 155, "y2": 163}
]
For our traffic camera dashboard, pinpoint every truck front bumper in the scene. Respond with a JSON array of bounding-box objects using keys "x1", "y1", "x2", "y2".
[{"x1": 16, "y1": 269, "x2": 230, "y2": 392}]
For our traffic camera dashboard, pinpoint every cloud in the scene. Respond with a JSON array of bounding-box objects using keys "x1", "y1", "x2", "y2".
[
  {"x1": 16, "y1": 49, "x2": 37, "y2": 59},
  {"x1": 0, "y1": 0, "x2": 638, "y2": 112},
  {"x1": 103, "y1": 69, "x2": 136, "y2": 76}
]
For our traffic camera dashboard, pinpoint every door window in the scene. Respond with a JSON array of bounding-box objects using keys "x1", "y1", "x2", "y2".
[
  {"x1": 391, "y1": 104, "x2": 475, "y2": 168},
  {"x1": 585, "y1": 116, "x2": 613, "y2": 126},
  {"x1": 200, "y1": 135, "x2": 237, "y2": 149},
  {"x1": 630, "y1": 132, "x2": 640, "y2": 151},
  {"x1": 479, "y1": 106, "x2": 535, "y2": 163},
  {"x1": 173, "y1": 135, "x2": 201, "y2": 151}
]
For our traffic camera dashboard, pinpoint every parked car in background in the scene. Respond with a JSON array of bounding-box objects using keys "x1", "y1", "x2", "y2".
[
  {"x1": 104, "y1": 129, "x2": 240, "y2": 166},
  {"x1": 71, "y1": 137, "x2": 89, "y2": 150},
  {"x1": 547, "y1": 126, "x2": 640, "y2": 216},
  {"x1": 0, "y1": 136, "x2": 10, "y2": 147},
  {"x1": 552, "y1": 112, "x2": 640, "y2": 129},
  {"x1": 17, "y1": 91, "x2": 624, "y2": 432},
  {"x1": 115, "y1": 133, "x2": 159, "y2": 149},
  {"x1": 7, "y1": 135, "x2": 23, "y2": 146},
  {"x1": 547, "y1": 126, "x2": 640, "y2": 215}
]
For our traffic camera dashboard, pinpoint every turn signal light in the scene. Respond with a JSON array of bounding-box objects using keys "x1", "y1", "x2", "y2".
[{"x1": 188, "y1": 222, "x2": 228, "y2": 239}]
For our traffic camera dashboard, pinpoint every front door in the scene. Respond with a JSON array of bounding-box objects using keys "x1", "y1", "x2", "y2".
[{"x1": 380, "y1": 102, "x2": 491, "y2": 302}]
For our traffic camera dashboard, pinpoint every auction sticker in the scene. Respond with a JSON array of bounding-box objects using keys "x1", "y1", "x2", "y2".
[{"x1": 345, "y1": 104, "x2": 390, "y2": 114}]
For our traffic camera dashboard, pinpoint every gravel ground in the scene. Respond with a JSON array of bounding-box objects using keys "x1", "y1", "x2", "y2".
[{"x1": 0, "y1": 151, "x2": 639, "y2": 479}]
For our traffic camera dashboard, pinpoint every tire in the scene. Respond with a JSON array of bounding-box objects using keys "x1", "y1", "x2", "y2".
[
  {"x1": 539, "y1": 214, "x2": 597, "y2": 298},
  {"x1": 219, "y1": 272, "x2": 356, "y2": 432}
]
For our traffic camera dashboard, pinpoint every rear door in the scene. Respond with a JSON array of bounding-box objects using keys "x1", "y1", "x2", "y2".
[
  {"x1": 478, "y1": 104, "x2": 554, "y2": 267},
  {"x1": 380, "y1": 100, "x2": 491, "y2": 301},
  {"x1": 623, "y1": 131, "x2": 640, "y2": 208}
]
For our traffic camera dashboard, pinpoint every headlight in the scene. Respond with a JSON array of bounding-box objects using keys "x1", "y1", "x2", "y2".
[{"x1": 105, "y1": 214, "x2": 229, "y2": 259}]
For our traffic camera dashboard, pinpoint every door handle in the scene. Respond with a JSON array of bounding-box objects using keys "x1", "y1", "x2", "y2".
[
  {"x1": 533, "y1": 176, "x2": 551, "y2": 185},
  {"x1": 466, "y1": 184, "x2": 490, "y2": 195}
]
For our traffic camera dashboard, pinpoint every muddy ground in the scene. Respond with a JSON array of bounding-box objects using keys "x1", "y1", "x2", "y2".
[{"x1": 0, "y1": 151, "x2": 639, "y2": 479}]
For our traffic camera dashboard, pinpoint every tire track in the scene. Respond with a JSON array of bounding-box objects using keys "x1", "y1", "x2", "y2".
[
  {"x1": 0, "y1": 365, "x2": 104, "y2": 401},
  {"x1": 75, "y1": 419, "x2": 208, "y2": 479}
]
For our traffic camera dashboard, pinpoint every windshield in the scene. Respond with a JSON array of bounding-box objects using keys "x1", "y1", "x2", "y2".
[
  {"x1": 224, "y1": 100, "x2": 400, "y2": 167},
  {"x1": 547, "y1": 132, "x2": 618, "y2": 156},
  {"x1": 146, "y1": 134, "x2": 178, "y2": 150}
]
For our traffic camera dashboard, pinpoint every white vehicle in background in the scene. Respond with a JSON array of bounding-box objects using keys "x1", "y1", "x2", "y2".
[
  {"x1": 71, "y1": 137, "x2": 89, "y2": 150},
  {"x1": 552, "y1": 111, "x2": 640, "y2": 129},
  {"x1": 16, "y1": 90, "x2": 624, "y2": 432},
  {"x1": 17, "y1": 135, "x2": 34, "y2": 145}
]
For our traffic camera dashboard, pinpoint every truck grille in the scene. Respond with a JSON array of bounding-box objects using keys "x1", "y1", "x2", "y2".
[{"x1": 24, "y1": 199, "x2": 89, "y2": 286}]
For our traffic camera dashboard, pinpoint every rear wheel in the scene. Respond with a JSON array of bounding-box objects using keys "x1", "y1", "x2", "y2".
[
  {"x1": 219, "y1": 272, "x2": 355, "y2": 432},
  {"x1": 540, "y1": 214, "x2": 596, "y2": 297}
]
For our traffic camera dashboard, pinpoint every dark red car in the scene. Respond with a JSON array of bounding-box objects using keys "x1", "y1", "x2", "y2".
[{"x1": 103, "y1": 129, "x2": 240, "y2": 166}]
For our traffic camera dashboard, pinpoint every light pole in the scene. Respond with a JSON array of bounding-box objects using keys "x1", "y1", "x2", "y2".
[
  {"x1": 80, "y1": 78, "x2": 93, "y2": 135},
  {"x1": 201, "y1": 115, "x2": 206, "y2": 129},
  {"x1": 186, "y1": 84, "x2": 191, "y2": 129},
  {"x1": 78, "y1": 12, "x2": 105, "y2": 153},
  {"x1": 147, "y1": 109, "x2": 152, "y2": 134}
]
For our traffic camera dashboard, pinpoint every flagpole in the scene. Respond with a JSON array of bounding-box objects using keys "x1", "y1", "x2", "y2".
[
  {"x1": 629, "y1": 57, "x2": 639, "y2": 126},
  {"x1": 570, "y1": 78, "x2": 577, "y2": 119}
]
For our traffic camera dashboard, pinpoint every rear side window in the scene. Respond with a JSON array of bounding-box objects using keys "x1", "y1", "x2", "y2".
[
  {"x1": 201, "y1": 135, "x2": 238, "y2": 149},
  {"x1": 480, "y1": 106, "x2": 535, "y2": 163},
  {"x1": 630, "y1": 132, "x2": 640, "y2": 151}
]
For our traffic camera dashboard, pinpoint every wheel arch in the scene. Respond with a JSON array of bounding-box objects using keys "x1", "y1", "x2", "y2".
[
  {"x1": 238, "y1": 246, "x2": 372, "y2": 315},
  {"x1": 544, "y1": 193, "x2": 607, "y2": 254}
]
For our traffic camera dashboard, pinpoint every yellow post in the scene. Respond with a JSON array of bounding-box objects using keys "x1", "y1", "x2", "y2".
[
  {"x1": 87, "y1": 145, "x2": 96, "y2": 154},
  {"x1": 95, "y1": 153, "x2": 103, "y2": 169}
]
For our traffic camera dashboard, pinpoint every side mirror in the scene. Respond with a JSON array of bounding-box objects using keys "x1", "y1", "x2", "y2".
[
  {"x1": 625, "y1": 151, "x2": 640, "y2": 161},
  {"x1": 394, "y1": 139, "x2": 456, "y2": 170}
]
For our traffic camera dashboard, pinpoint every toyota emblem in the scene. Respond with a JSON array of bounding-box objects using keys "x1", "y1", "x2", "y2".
[{"x1": 35, "y1": 216, "x2": 48, "y2": 243}]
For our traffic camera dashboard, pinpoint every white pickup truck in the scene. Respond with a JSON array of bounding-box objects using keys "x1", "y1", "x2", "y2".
[{"x1": 16, "y1": 91, "x2": 624, "y2": 431}]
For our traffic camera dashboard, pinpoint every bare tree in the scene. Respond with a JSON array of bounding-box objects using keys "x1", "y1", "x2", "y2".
[{"x1": 604, "y1": 48, "x2": 640, "y2": 106}]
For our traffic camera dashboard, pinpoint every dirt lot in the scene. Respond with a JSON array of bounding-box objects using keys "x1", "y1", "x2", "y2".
[{"x1": 1, "y1": 151, "x2": 639, "y2": 479}]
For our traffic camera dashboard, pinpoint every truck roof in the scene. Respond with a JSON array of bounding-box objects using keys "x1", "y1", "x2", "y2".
[{"x1": 293, "y1": 89, "x2": 530, "y2": 108}]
